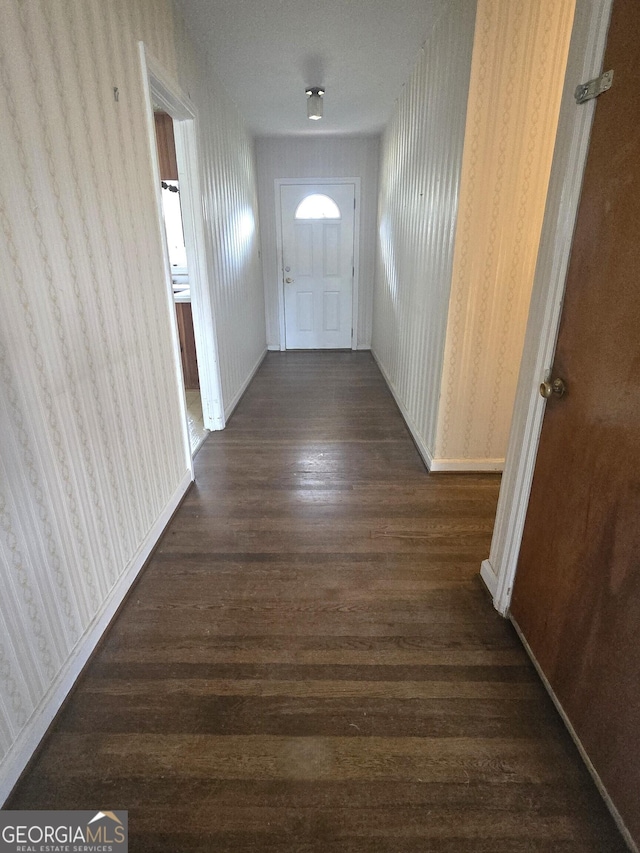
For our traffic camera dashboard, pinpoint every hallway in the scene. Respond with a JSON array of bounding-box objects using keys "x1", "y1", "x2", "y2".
[{"x1": 8, "y1": 353, "x2": 625, "y2": 851}]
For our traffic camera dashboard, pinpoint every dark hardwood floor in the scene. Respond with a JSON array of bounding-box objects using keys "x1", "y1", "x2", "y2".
[{"x1": 8, "y1": 352, "x2": 627, "y2": 851}]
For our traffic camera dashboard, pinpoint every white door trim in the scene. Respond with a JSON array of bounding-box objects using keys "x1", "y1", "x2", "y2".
[
  {"x1": 274, "y1": 177, "x2": 361, "y2": 351},
  {"x1": 481, "y1": 0, "x2": 614, "y2": 614},
  {"x1": 139, "y1": 44, "x2": 225, "y2": 459}
]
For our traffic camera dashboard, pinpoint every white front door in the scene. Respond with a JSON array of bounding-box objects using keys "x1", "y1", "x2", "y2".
[{"x1": 280, "y1": 183, "x2": 355, "y2": 349}]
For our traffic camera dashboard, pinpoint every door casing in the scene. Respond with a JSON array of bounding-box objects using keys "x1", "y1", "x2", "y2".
[
  {"x1": 139, "y1": 43, "x2": 226, "y2": 463},
  {"x1": 481, "y1": 0, "x2": 614, "y2": 614},
  {"x1": 274, "y1": 177, "x2": 361, "y2": 351}
]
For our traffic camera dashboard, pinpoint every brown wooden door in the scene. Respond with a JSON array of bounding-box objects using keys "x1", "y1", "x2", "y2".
[
  {"x1": 154, "y1": 111, "x2": 178, "y2": 181},
  {"x1": 510, "y1": 0, "x2": 640, "y2": 843}
]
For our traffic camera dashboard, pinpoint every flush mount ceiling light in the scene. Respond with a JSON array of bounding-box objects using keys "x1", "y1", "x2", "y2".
[{"x1": 305, "y1": 87, "x2": 325, "y2": 120}]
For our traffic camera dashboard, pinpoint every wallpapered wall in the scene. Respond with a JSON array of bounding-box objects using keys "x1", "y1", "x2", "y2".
[
  {"x1": 434, "y1": 0, "x2": 575, "y2": 467},
  {"x1": 179, "y1": 37, "x2": 266, "y2": 411},
  {"x1": 372, "y1": 0, "x2": 477, "y2": 465},
  {"x1": 0, "y1": 0, "x2": 265, "y2": 799},
  {"x1": 372, "y1": 0, "x2": 574, "y2": 471}
]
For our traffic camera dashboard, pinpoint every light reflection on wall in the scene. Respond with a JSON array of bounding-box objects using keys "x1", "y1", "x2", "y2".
[
  {"x1": 233, "y1": 208, "x2": 256, "y2": 263},
  {"x1": 378, "y1": 214, "x2": 399, "y2": 305}
]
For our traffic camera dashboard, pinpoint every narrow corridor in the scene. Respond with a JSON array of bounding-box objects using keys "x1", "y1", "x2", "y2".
[{"x1": 9, "y1": 353, "x2": 626, "y2": 852}]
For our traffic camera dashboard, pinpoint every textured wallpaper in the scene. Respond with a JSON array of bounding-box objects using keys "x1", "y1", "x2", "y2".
[
  {"x1": 435, "y1": 0, "x2": 575, "y2": 466},
  {"x1": 0, "y1": 0, "x2": 265, "y2": 792},
  {"x1": 372, "y1": 0, "x2": 477, "y2": 463},
  {"x1": 372, "y1": 0, "x2": 574, "y2": 470}
]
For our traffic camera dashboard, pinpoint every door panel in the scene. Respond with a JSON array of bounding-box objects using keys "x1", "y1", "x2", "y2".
[
  {"x1": 323, "y1": 225, "x2": 340, "y2": 276},
  {"x1": 296, "y1": 292, "x2": 313, "y2": 332},
  {"x1": 280, "y1": 184, "x2": 355, "y2": 349},
  {"x1": 295, "y1": 225, "x2": 313, "y2": 276},
  {"x1": 323, "y1": 292, "x2": 340, "y2": 331},
  {"x1": 511, "y1": 0, "x2": 640, "y2": 843}
]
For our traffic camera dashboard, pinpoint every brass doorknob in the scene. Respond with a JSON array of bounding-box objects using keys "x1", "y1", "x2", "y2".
[
  {"x1": 285, "y1": 277, "x2": 294, "y2": 283},
  {"x1": 540, "y1": 377, "x2": 567, "y2": 399}
]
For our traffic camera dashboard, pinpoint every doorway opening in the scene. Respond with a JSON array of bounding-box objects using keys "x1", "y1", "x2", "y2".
[
  {"x1": 154, "y1": 111, "x2": 206, "y2": 454},
  {"x1": 140, "y1": 43, "x2": 225, "y2": 467}
]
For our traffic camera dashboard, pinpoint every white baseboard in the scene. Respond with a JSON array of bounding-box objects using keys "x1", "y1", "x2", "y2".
[
  {"x1": 269, "y1": 344, "x2": 370, "y2": 353},
  {"x1": 480, "y1": 558, "x2": 498, "y2": 598},
  {"x1": 511, "y1": 618, "x2": 638, "y2": 853},
  {"x1": 0, "y1": 468, "x2": 193, "y2": 806},
  {"x1": 370, "y1": 350, "x2": 434, "y2": 470},
  {"x1": 224, "y1": 348, "x2": 267, "y2": 420},
  {"x1": 370, "y1": 352, "x2": 504, "y2": 474},
  {"x1": 430, "y1": 457, "x2": 505, "y2": 473}
]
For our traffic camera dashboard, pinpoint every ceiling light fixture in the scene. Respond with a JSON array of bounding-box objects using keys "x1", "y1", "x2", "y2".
[{"x1": 305, "y1": 87, "x2": 325, "y2": 120}]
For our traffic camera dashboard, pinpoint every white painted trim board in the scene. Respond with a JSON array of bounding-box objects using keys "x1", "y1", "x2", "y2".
[
  {"x1": 430, "y1": 458, "x2": 504, "y2": 473},
  {"x1": 480, "y1": 558, "x2": 498, "y2": 598}
]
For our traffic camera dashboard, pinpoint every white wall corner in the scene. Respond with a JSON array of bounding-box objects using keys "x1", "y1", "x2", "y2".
[
  {"x1": 0, "y1": 468, "x2": 193, "y2": 807},
  {"x1": 223, "y1": 348, "x2": 268, "y2": 421},
  {"x1": 371, "y1": 350, "x2": 434, "y2": 470}
]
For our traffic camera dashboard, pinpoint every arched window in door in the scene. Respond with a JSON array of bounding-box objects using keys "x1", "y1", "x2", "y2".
[{"x1": 294, "y1": 193, "x2": 341, "y2": 220}]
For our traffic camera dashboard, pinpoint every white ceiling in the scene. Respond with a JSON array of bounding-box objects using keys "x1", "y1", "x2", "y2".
[{"x1": 176, "y1": 0, "x2": 446, "y2": 137}]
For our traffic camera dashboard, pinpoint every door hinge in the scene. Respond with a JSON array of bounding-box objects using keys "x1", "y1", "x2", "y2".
[{"x1": 575, "y1": 69, "x2": 613, "y2": 104}]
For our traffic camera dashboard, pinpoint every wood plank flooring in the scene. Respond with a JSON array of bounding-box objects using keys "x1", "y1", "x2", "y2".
[{"x1": 8, "y1": 352, "x2": 628, "y2": 852}]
